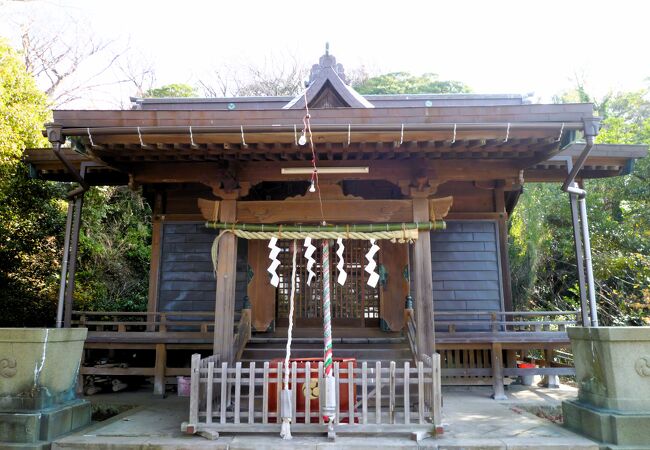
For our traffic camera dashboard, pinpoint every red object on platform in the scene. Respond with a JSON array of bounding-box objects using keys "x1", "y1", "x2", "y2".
[{"x1": 267, "y1": 357, "x2": 357, "y2": 423}]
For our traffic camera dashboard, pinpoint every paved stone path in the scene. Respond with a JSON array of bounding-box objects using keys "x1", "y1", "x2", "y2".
[{"x1": 53, "y1": 385, "x2": 599, "y2": 449}]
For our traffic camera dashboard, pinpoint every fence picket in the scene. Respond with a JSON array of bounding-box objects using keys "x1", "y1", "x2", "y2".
[
  {"x1": 361, "y1": 361, "x2": 368, "y2": 424},
  {"x1": 305, "y1": 362, "x2": 311, "y2": 424},
  {"x1": 262, "y1": 362, "x2": 269, "y2": 424},
  {"x1": 206, "y1": 361, "x2": 214, "y2": 424},
  {"x1": 318, "y1": 361, "x2": 324, "y2": 425},
  {"x1": 189, "y1": 354, "x2": 200, "y2": 425},
  {"x1": 375, "y1": 361, "x2": 381, "y2": 424},
  {"x1": 234, "y1": 362, "x2": 242, "y2": 424},
  {"x1": 347, "y1": 361, "x2": 354, "y2": 424},
  {"x1": 433, "y1": 353, "x2": 442, "y2": 427},
  {"x1": 404, "y1": 361, "x2": 410, "y2": 424},
  {"x1": 248, "y1": 362, "x2": 255, "y2": 424},
  {"x1": 334, "y1": 362, "x2": 340, "y2": 424},
  {"x1": 417, "y1": 360, "x2": 424, "y2": 424},
  {"x1": 389, "y1": 361, "x2": 396, "y2": 424},
  {"x1": 291, "y1": 362, "x2": 297, "y2": 423},
  {"x1": 219, "y1": 362, "x2": 228, "y2": 424},
  {"x1": 276, "y1": 362, "x2": 282, "y2": 423}
]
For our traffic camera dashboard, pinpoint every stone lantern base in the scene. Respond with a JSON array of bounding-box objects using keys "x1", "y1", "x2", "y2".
[
  {"x1": 563, "y1": 327, "x2": 650, "y2": 448},
  {"x1": 0, "y1": 328, "x2": 91, "y2": 449}
]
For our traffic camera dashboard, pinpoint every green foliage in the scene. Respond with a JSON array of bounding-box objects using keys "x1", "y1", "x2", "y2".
[
  {"x1": 144, "y1": 83, "x2": 198, "y2": 98},
  {"x1": 0, "y1": 39, "x2": 50, "y2": 162},
  {"x1": 0, "y1": 38, "x2": 65, "y2": 326},
  {"x1": 510, "y1": 88, "x2": 650, "y2": 325},
  {"x1": 354, "y1": 72, "x2": 470, "y2": 95},
  {"x1": 74, "y1": 186, "x2": 152, "y2": 313}
]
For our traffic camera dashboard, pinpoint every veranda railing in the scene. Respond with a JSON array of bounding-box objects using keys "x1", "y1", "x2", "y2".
[{"x1": 183, "y1": 353, "x2": 442, "y2": 441}]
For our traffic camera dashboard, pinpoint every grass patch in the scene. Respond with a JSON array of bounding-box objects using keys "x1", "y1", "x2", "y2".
[
  {"x1": 91, "y1": 403, "x2": 135, "y2": 421},
  {"x1": 513, "y1": 404, "x2": 563, "y2": 424}
]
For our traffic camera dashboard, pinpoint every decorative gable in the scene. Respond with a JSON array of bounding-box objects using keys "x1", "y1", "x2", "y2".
[{"x1": 284, "y1": 45, "x2": 374, "y2": 109}]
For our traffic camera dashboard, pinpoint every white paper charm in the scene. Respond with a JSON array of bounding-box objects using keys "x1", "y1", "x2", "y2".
[
  {"x1": 267, "y1": 237, "x2": 281, "y2": 287},
  {"x1": 336, "y1": 238, "x2": 347, "y2": 285},
  {"x1": 364, "y1": 239, "x2": 380, "y2": 288},
  {"x1": 304, "y1": 237, "x2": 316, "y2": 286}
]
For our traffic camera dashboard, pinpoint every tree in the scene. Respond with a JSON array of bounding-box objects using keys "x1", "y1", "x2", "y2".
[
  {"x1": 19, "y1": 18, "x2": 125, "y2": 107},
  {"x1": 354, "y1": 72, "x2": 470, "y2": 95},
  {"x1": 199, "y1": 54, "x2": 308, "y2": 97},
  {"x1": 144, "y1": 83, "x2": 197, "y2": 98},
  {"x1": 0, "y1": 38, "x2": 67, "y2": 326},
  {"x1": 509, "y1": 86, "x2": 650, "y2": 325}
]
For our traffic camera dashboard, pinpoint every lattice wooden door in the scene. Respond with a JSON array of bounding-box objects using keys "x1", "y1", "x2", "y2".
[{"x1": 276, "y1": 240, "x2": 379, "y2": 327}]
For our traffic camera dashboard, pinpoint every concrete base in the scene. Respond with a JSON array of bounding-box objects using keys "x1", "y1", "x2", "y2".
[
  {"x1": 0, "y1": 400, "x2": 91, "y2": 448},
  {"x1": 563, "y1": 399, "x2": 650, "y2": 447}
]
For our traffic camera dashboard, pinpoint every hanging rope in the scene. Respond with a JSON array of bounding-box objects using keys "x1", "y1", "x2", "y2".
[
  {"x1": 206, "y1": 221, "x2": 444, "y2": 236},
  {"x1": 321, "y1": 240, "x2": 336, "y2": 425},
  {"x1": 301, "y1": 91, "x2": 326, "y2": 225},
  {"x1": 280, "y1": 240, "x2": 298, "y2": 439}
]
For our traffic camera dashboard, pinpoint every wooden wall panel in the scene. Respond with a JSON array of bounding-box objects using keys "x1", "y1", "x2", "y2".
[
  {"x1": 379, "y1": 241, "x2": 409, "y2": 331},
  {"x1": 248, "y1": 240, "x2": 276, "y2": 332},
  {"x1": 430, "y1": 220, "x2": 503, "y2": 331},
  {"x1": 436, "y1": 182, "x2": 495, "y2": 213}
]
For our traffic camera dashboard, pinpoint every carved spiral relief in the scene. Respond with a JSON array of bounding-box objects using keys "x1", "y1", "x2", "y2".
[
  {"x1": 634, "y1": 356, "x2": 650, "y2": 377},
  {"x1": 0, "y1": 357, "x2": 17, "y2": 378}
]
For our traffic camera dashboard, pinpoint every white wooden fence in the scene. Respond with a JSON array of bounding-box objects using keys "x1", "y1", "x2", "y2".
[{"x1": 182, "y1": 353, "x2": 442, "y2": 440}]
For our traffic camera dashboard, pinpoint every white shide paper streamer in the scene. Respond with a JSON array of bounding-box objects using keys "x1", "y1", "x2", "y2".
[
  {"x1": 304, "y1": 237, "x2": 316, "y2": 286},
  {"x1": 336, "y1": 238, "x2": 347, "y2": 285},
  {"x1": 267, "y1": 237, "x2": 281, "y2": 287},
  {"x1": 364, "y1": 239, "x2": 380, "y2": 288}
]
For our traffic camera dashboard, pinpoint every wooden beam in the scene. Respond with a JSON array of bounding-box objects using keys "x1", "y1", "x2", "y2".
[
  {"x1": 236, "y1": 199, "x2": 413, "y2": 224},
  {"x1": 213, "y1": 200, "x2": 238, "y2": 363},
  {"x1": 239, "y1": 160, "x2": 521, "y2": 184},
  {"x1": 412, "y1": 199, "x2": 435, "y2": 358}
]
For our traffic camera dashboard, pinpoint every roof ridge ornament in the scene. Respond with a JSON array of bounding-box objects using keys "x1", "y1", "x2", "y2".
[{"x1": 309, "y1": 43, "x2": 347, "y2": 85}]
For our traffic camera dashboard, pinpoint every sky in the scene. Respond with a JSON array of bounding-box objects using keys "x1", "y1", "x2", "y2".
[{"x1": 1, "y1": 0, "x2": 649, "y2": 108}]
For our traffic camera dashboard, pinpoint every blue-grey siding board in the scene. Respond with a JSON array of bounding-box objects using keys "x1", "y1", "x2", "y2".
[
  {"x1": 158, "y1": 222, "x2": 248, "y2": 313},
  {"x1": 431, "y1": 220, "x2": 503, "y2": 331}
]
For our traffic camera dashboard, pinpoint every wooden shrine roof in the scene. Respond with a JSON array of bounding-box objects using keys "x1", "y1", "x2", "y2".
[
  {"x1": 25, "y1": 142, "x2": 646, "y2": 185},
  {"x1": 24, "y1": 50, "x2": 647, "y2": 188}
]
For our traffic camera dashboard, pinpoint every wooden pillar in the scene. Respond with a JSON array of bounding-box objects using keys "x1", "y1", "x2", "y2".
[
  {"x1": 213, "y1": 199, "x2": 238, "y2": 363},
  {"x1": 63, "y1": 195, "x2": 84, "y2": 328},
  {"x1": 494, "y1": 185, "x2": 513, "y2": 312},
  {"x1": 543, "y1": 349, "x2": 560, "y2": 388},
  {"x1": 412, "y1": 198, "x2": 435, "y2": 358},
  {"x1": 154, "y1": 343, "x2": 167, "y2": 396},
  {"x1": 491, "y1": 342, "x2": 507, "y2": 400},
  {"x1": 147, "y1": 193, "x2": 164, "y2": 319}
]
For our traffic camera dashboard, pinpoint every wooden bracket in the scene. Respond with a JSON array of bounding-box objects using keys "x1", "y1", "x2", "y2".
[
  {"x1": 429, "y1": 196, "x2": 454, "y2": 221},
  {"x1": 211, "y1": 181, "x2": 250, "y2": 200},
  {"x1": 198, "y1": 198, "x2": 220, "y2": 221},
  {"x1": 399, "y1": 178, "x2": 440, "y2": 198}
]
